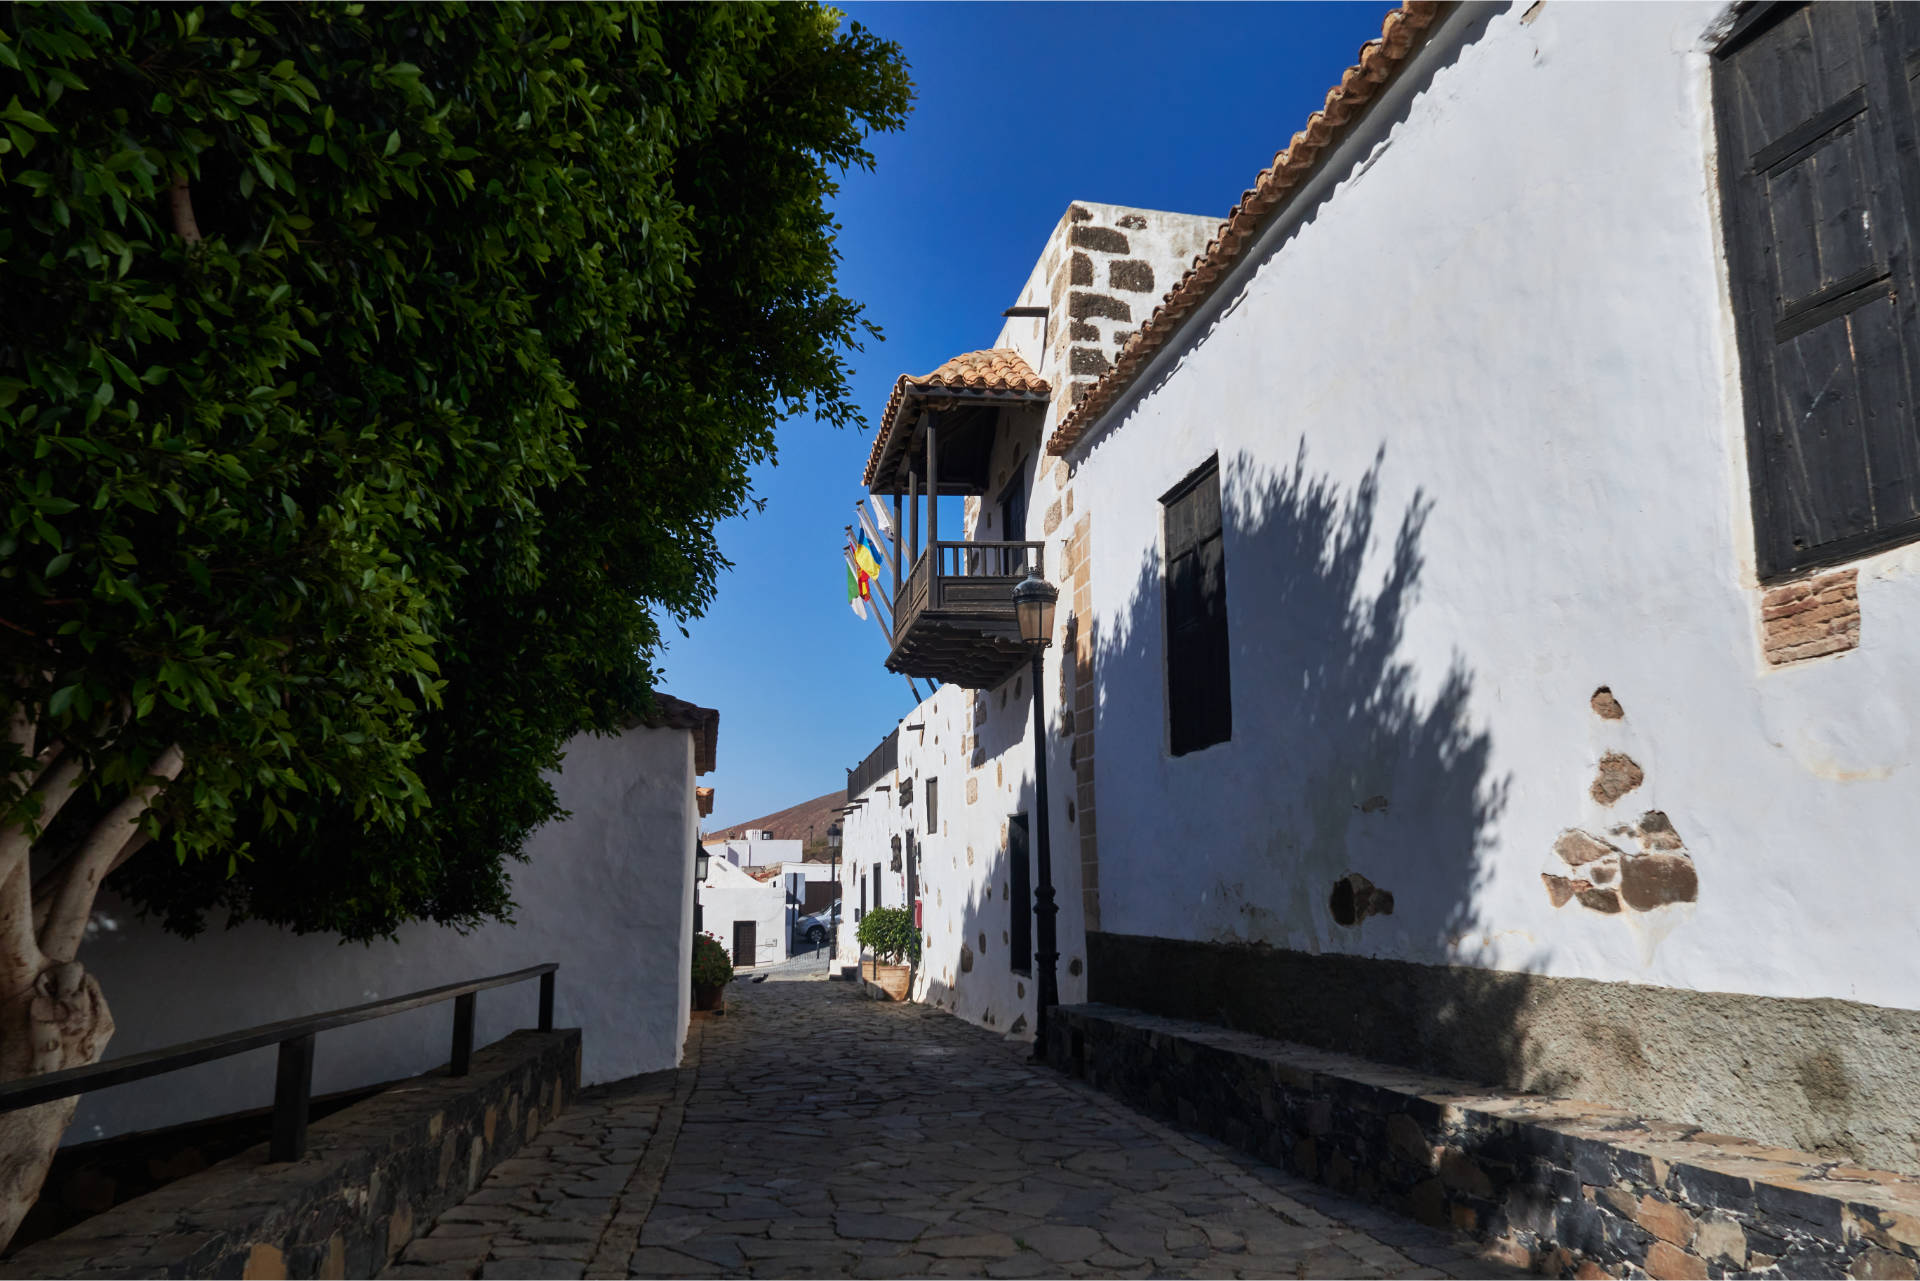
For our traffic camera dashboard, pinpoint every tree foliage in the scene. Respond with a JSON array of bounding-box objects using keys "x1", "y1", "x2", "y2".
[
  {"x1": 855, "y1": 905, "x2": 918, "y2": 965},
  {"x1": 0, "y1": 2, "x2": 912, "y2": 940}
]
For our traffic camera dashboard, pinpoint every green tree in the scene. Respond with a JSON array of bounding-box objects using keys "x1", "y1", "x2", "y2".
[{"x1": 0, "y1": 1, "x2": 908, "y2": 1242}]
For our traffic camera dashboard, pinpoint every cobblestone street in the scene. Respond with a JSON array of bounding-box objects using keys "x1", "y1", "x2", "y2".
[{"x1": 383, "y1": 979, "x2": 1515, "y2": 1280}]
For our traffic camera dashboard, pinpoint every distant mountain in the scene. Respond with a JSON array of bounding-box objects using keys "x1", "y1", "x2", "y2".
[{"x1": 706, "y1": 788, "x2": 844, "y2": 860}]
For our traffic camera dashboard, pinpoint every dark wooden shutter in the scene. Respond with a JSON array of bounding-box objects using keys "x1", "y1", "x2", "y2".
[
  {"x1": 1716, "y1": 2, "x2": 1920, "y2": 577},
  {"x1": 1008, "y1": 813, "x2": 1032, "y2": 975},
  {"x1": 1162, "y1": 459, "x2": 1232, "y2": 755},
  {"x1": 926, "y1": 778, "x2": 938, "y2": 834}
]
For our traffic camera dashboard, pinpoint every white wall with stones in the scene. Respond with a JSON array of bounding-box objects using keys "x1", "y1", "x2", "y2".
[
  {"x1": 1064, "y1": 0, "x2": 1920, "y2": 1011},
  {"x1": 67, "y1": 722, "x2": 701, "y2": 1144}
]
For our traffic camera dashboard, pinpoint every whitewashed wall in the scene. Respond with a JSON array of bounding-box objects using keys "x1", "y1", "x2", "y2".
[
  {"x1": 68, "y1": 723, "x2": 699, "y2": 1144},
  {"x1": 1067, "y1": 0, "x2": 1920, "y2": 1010},
  {"x1": 697, "y1": 858, "x2": 788, "y2": 968}
]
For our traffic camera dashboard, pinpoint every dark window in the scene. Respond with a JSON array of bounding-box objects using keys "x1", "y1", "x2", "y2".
[
  {"x1": 1008, "y1": 813, "x2": 1032, "y2": 975},
  {"x1": 872, "y1": 861, "x2": 882, "y2": 909},
  {"x1": 857, "y1": 872, "x2": 865, "y2": 921},
  {"x1": 905, "y1": 831, "x2": 919, "y2": 908},
  {"x1": 926, "y1": 778, "x2": 938, "y2": 834},
  {"x1": 1162, "y1": 457, "x2": 1232, "y2": 754},
  {"x1": 1715, "y1": 2, "x2": 1920, "y2": 579},
  {"x1": 999, "y1": 471, "x2": 1029, "y2": 541}
]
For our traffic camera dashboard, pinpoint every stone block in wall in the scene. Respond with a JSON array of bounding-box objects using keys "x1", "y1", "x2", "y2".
[
  {"x1": 1108, "y1": 260, "x2": 1155, "y2": 293},
  {"x1": 1068, "y1": 292, "x2": 1131, "y2": 322},
  {"x1": 1069, "y1": 225, "x2": 1130, "y2": 253},
  {"x1": 2, "y1": 1030, "x2": 580, "y2": 1280},
  {"x1": 1762, "y1": 568, "x2": 1859, "y2": 665}
]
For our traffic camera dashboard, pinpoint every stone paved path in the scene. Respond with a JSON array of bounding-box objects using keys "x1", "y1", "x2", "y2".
[{"x1": 383, "y1": 979, "x2": 1519, "y2": 1279}]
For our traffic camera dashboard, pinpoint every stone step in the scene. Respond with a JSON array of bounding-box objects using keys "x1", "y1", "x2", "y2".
[{"x1": 1045, "y1": 1002, "x2": 1920, "y2": 1279}]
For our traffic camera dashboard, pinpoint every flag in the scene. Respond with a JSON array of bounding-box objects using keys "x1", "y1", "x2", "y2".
[
  {"x1": 846, "y1": 560, "x2": 867, "y2": 620},
  {"x1": 846, "y1": 534, "x2": 872, "y2": 600},
  {"x1": 854, "y1": 530, "x2": 882, "y2": 581},
  {"x1": 869, "y1": 495, "x2": 894, "y2": 537}
]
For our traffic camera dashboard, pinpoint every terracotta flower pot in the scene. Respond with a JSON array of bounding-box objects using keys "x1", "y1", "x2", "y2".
[
  {"x1": 692, "y1": 983, "x2": 725, "y2": 1012},
  {"x1": 862, "y1": 960, "x2": 911, "y2": 1001}
]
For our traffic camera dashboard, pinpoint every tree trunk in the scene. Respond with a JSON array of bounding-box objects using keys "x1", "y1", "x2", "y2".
[{"x1": 0, "y1": 960, "x2": 114, "y2": 1249}]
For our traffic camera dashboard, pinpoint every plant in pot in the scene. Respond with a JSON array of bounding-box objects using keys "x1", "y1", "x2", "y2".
[
  {"x1": 692, "y1": 931, "x2": 733, "y2": 1011},
  {"x1": 855, "y1": 906, "x2": 919, "y2": 1001}
]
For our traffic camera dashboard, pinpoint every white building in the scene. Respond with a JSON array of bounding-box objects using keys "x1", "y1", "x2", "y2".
[
  {"x1": 836, "y1": 202, "x2": 1219, "y2": 1031},
  {"x1": 842, "y1": 0, "x2": 1920, "y2": 1178},
  {"x1": 67, "y1": 697, "x2": 717, "y2": 1142},
  {"x1": 701, "y1": 833, "x2": 800, "y2": 869},
  {"x1": 697, "y1": 857, "x2": 788, "y2": 970}
]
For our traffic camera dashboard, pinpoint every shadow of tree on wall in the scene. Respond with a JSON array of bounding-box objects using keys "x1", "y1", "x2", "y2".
[{"x1": 1084, "y1": 443, "x2": 1572, "y2": 1091}]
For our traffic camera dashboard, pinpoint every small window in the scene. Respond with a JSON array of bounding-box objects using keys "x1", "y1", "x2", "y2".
[
  {"x1": 1714, "y1": 2, "x2": 1920, "y2": 578},
  {"x1": 1161, "y1": 457, "x2": 1232, "y2": 755},
  {"x1": 926, "y1": 777, "x2": 939, "y2": 834}
]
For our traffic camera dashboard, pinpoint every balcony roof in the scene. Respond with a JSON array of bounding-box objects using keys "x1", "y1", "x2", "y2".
[{"x1": 863, "y1": 349, "x2": 1049, "y2": 493}]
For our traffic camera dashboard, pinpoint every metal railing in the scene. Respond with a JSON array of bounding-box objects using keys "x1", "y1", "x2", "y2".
[{"x1": 0, "y1": 964, "x2": 557, "y2": 1163}]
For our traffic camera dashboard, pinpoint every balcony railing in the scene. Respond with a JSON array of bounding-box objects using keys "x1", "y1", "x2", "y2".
[{"x1": 887, "y1": 540, "x2": 1043, "y2": 688}]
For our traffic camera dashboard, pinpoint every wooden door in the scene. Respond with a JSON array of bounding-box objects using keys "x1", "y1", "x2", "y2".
[{"x1": 733, "y1": 920, "x2": 756, "y2": 968}]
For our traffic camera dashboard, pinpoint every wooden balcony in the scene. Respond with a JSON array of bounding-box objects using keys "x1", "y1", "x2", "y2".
[{"x1": 888, "y1": 541, "x2": 1042, "y2": 689}]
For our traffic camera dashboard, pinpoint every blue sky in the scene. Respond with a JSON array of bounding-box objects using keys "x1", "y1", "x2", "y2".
[{"x1": 656, "y1": 2, "x2": 1394, "y2": 829}]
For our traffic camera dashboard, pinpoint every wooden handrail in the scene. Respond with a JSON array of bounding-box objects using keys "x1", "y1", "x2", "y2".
[{"x1": 0, "y1": 963, "x2": 558, "y2": 1162}]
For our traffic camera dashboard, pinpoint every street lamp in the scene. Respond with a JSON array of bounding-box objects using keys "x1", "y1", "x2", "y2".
[
  {"x1": 1011, "y1": 569, "x2": 1060, "y2": 1063},
  {"x1": 694, "y1": 843, "x2": 711, "y2": 936}
]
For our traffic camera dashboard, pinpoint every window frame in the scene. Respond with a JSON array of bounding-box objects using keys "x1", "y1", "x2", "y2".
[{"x1": 1159, "y1": 455, "x2": 1233, "y2": 756}]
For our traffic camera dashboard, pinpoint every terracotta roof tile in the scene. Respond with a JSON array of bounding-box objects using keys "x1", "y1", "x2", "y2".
[
  {"x1": 1046, "y1": 1, "x2": 1441, "y2": 456},
  {"x1": 696, "y1": 786, "x2": 715, "y2": 818},
  {"x1": 863, "y1": 349, "x2": 1050, "y2": 488}
]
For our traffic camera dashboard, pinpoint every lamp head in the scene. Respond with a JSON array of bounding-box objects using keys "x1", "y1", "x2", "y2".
[
  {"x1": 1011, "y1": 571, "x2": 1058, "y2": 647},
  {"x1": 695, "y1": 845, "x2": 711, "y2": 883}
]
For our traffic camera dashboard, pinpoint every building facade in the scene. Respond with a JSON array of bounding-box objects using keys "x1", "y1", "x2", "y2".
[{"x1": 843, "y1": 0, "x2": 1920, "y2": 1179}]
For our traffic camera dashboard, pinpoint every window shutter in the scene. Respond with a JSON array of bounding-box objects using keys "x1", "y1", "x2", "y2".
[
  {"x1": 1162, "y1": 458, "x2": 1232, "y2": 755},
  {"x1": 1717, "y1": 2, "x2": 1920, "y2": 577}
]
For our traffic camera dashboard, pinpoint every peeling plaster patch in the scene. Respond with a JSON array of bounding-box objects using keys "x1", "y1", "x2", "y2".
[
  {"x1": 1590, "y1": 686, "x2": 1625, "y2": 719},
  {"x1": 1357, "y1": 795, "x2": 1390, "y2": 814},
  {"x1": 1329, "y1": 873, "x2": 1394, "y2": 926},
  {"x1": 1619, "y1": 853, "x2": 1698, "y2": 911},
  {"x1": 1590, "y1": 752, "x2": 1644, "y2": 805},
  {"x1": 1068, "y1": 957, "x2": 1083, "y2": 977}
]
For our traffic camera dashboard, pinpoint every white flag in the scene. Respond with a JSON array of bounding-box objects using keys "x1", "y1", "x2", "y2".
[{"x1": 869, "y1": 495, "x2": 894, "y2": 537}]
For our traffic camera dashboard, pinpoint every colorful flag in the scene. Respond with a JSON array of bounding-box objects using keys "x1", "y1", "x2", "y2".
[
  {"x1": 846, "y1": 560, "x2": 867, "y2": 620},
  {"x1": 846, "y1": 535, "x2": 872, "y2": 600},
  {"x1": 854, "y1": 530, "x2": 882, "y2": 581}
]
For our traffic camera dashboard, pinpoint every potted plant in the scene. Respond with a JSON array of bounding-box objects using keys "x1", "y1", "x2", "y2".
[
  {"x1": 692, "y1": 931, "x2": 732, "y2": 1011},
  {"x1": 855, "y1": 906, "x2": 919, "y2": 1001}
]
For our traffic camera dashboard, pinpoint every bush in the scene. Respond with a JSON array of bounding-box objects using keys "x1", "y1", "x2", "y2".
[
  {"x1": 692, "y1": 932, "x2": 733, "y2": 989},
  {"x1": 856, "y1": 906, "x2": 920, "y2": 965}
]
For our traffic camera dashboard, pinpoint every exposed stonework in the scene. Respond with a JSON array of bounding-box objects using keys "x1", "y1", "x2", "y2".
[
  {"x1": 1069, "y1": 292, "x2": 1131, "y2": 322},
  {"x1": 1763, "y1": 568, "x2": 1860, "y2": 666},
  {"x1": 1590, "y1": 687, "x2": 1625, "y2": 719},
  {"x1": 1065, "y1": 515, "x2": 1099, "y2": 931},
  {"x1": 1069, "y1": 346, "x2": 1111, "y2": 375},
  {"x1": 1042, "y1": 497, "x2": 1063, "y2": 536},
  {"x1": 1619, "y1": 852, "x2": 1699, "y2": 911},
  {"x1": 1554, "y1": 830, "x2": 1619, "y2": 867},
  {"x1": 1108, "y1": 260, "x2": 1155, "y2": 293},
  {"x1": 1070, "y1": 251, "x2": 1093, "y2": 286},
  {"x1": 1069, "y1": 225, "x2": 1129, "y2": 254},
  {"x1": 1589, "y1": 752, "x2": 1644, "y2": 805}
]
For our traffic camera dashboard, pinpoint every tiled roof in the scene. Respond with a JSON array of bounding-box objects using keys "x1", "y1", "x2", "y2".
[
  {"x1": 863, "y1": 349, "x2": 1050, "y2": 488},
  {"x1": 1046, "y1": 1, "x2": 1441, "y2": 456},
  {"x1": 628, "y1": 693, "x2": 719, "y2": 776}
]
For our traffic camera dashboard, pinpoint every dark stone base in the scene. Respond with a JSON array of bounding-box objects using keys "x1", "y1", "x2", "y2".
[
  {"x1": 1047, "y1": 1004, "x2": 1920, "y2": 1279},
  {"x1": 3, "y1": 1029, "x2": 581, "y2": 1279},
  {"x1": 1087, "y1": 931, "x2": 1920, "y2": 1178}
]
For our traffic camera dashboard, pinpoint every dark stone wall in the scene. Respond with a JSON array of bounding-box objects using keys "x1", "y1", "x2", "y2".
[
  {"x1": 1088, "y1": 932, "x2": 1920, "y2": 1178},
  {"x1": 1046, "y1": 1004, "x2": 1920, "y2": 1280},
  {"x1": 3, "y1": 1029, "x2": 580, "y2": 1279}
]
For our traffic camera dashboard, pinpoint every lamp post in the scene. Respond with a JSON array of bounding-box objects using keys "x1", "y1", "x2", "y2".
[{"x1": 1012, "y1": 568, "x2": 1060, "y2": 1063}]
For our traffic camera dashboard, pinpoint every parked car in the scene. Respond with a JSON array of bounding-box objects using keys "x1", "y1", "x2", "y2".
[{"x1": 792, "y1": 902, "x2": 841, "y2": 949}]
